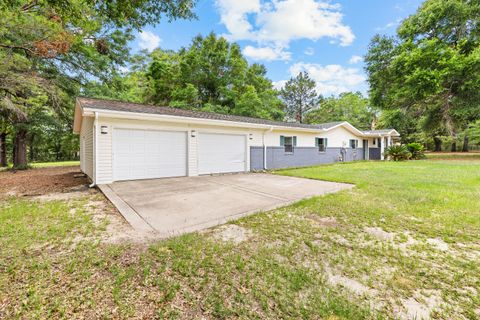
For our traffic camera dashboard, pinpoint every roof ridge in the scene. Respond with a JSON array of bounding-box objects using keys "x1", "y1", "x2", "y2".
[{"x1": 76, "y1": 97, "x2": 350, "y2": 131}]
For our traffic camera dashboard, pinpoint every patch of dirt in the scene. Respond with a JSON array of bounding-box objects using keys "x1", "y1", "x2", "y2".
[
  {"x1": 81, "y1": 193, "x2": 160, "y2": 244},
  {"x1": 397, "y1": 232, "x2": 419, "y2": 253},
  {"x1": 324, "y1": 264, "x2": 374, "y2": 296},
  {"x1": 426, "y1": 238, "x2": 449, "y2": 251},
  {"x1": 306, "y1": 214, "x2": 339, "y2": 227},
  {"x1": 32, "y1": 186, "x2": 91, "y2": 201},
  {"x1": 211, "y1": 224, "x2": 253, "y2": 244},
  {"x1": 397, "y1": 290, "x2": 442, "y2": 320},
  {"x1": 0, "y1": 166, "x2": 88, "y2": 199},
  {"x1": 364, "y1": 227, "x2": 396, "y2": 241}
]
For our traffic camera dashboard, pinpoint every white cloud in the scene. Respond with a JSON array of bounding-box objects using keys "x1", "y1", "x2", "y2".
[
  {"x1": 272, "y1": 80, "x2": 287, "y2": 91},
  {"x1": 216, "y1": 0, "x2": 261, "y2": 40},
  {"x1": 243, "y1": 45, "x2": 291, "y2": 61},
  {"x1": 288, "y1": 62, "x2": 366, "y2": 96},
  {"x1": 216, "y1": 0, "x2": 354, "y2": 61},
  {"x1": 375, "y1": 19, "x2": 400, "y2": 31},
  {"x1": 304, "y1": 47, "x2": 315, "y2": 55},
  {"x1": 349, "y1": 55, "x2": 362, "y2": 64},
  {"x1": 138, "y1": 31, "x2": 161, "y2": 52}
]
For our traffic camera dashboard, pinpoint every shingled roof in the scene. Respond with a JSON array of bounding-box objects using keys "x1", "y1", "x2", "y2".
[
  {"x1": 77, "y1": 97, "x2": 343, "y2": 130},
  {"x1": 363, "y1": 129, "x2": 400, "y2": 136}
]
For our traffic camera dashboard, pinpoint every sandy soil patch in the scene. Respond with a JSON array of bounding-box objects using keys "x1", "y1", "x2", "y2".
[
  {"x1": 211, "y1": 224, "x2": 253, "y2": 244},
  {"x1": 397, "y1": 290, "x2": 442, "y2": 320},
  {"x1": 306, "y1": 215, "x2": 339, "y2": 227},
  {"x1": 426, "y1": 238, "x2": 449, "y2": 251},
  {"x1": 324, "y1": 264, "x2": 373, "y2": 296},
  {"x1": 364, "y1": 227, "x2": 396, "y2": 241}
]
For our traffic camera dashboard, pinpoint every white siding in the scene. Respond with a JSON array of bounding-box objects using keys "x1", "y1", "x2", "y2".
[
  {"x1": 80, "y1": 117, "x2": 94, "y2": 180},
  {"x1": 322, "y1": 126, "x2": 363, "y2": 148},
  {"x1": 94, "y1": 117, "x2": 261, "y2": 184},
  {"x1": 262, "y1": 126, "x2": 365, "y2": 148},
  {"x1": 96, "y1": 123, "x2": 112, "y2": 184},
  {"x1": 85, "y1": 114, "x2": 374, "y2": 183}
]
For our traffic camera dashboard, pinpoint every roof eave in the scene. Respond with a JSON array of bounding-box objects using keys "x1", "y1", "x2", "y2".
[
  {"x1": 72, "y1": 101, "x2": 83, "y2": 134},
  {"x1": 81, "y1": 107, "x2": 327, "y2": 133}
]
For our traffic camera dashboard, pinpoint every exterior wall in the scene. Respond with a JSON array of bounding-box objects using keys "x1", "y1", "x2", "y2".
[
  {"x1": 82, "y1": 112, "x2": 390, "y2": 183},
  {"x1": 250, "y1": 147, "x2": 265, "y2": 171},
  {"x1": 251, "y1": 146, "x2": 364, "y2": 170},
  {"x1": 321, "y1": 126, "x2": 362, "y2": 148},
  {"x1": 80, "y1": 117, "x2": 94, "y2": 179},
  {"x1": 260, "y1": 126, "x2": 364, "y2": 148},
  {"x1": 369, "y1": 148, "x2": 381, "y2": 160},
  {"x1": 93, "y1": 116, "x2": 265, "y2": 184}
]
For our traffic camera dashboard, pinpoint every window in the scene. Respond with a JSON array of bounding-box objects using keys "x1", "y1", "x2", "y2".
[
  {"x1": 316, "y1": 138, "x2": 328, "y2": 152},
  {"x1": 372, "y1": 139, "x2": 376, "y2": 146},
  {"x1": 349, "y1": 139, "x2": 358, "y2": 149},
  {"x1": 280, "y1": 135, "x2": 296, "y2": 153}
]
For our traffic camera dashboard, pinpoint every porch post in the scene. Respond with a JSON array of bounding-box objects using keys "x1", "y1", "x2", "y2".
[{"x1": 380, "y1": 135, "x2": 385, "y2": 160}]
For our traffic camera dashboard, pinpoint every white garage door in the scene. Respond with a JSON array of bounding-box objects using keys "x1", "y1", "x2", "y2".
[
  {"x1": 113, "y1": 128, "x2": 187, "y2": 181},
  {"x1": 198, "y1": 133, "x2": 246, "y2": 175}
]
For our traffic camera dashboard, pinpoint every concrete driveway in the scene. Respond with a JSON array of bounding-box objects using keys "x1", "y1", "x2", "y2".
[{"x1": 99, "y1": 173, "x2": 353, "y2": 238}]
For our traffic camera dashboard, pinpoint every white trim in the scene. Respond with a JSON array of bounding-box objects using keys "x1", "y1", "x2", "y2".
[
  {"x1": 90, "y1": 112, "x2": 98, "y2": 186},
  {"x1": 82, "y1": 108, "x2": 325, "y2": 133},
  {"x1": 324, "y1": 121, "x2": 365, "y2": 136}
]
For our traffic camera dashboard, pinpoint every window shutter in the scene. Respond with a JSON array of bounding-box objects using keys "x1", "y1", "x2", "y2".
[
  {"x1": 293, "y1": 136, "x2": 297, "y2": 146},
  {"x1": 325, "y1": 138, "x2": 328, "y2": 148},
  {"x1": 280, "y1": 135, "x2": 285, "y2": 146},
  {"x1": 315, "y1": 138, "x2": 319, "y2": 147}
]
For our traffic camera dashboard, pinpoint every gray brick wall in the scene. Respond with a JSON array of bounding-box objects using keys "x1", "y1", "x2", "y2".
[
  {"x1": 250, "y1": 146, "x2": 365, "y2": 170},
  {"x1": 369, "y1": 148, "x2": 381, "y2": 160},
  {"x1": 250, "y1": 146, "x2": 265, "y2": 171}
]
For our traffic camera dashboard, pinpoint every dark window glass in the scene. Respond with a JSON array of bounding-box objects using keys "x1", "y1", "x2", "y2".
[{"x1": 284, "y1": 136, "x2": 293, "y2": 153}]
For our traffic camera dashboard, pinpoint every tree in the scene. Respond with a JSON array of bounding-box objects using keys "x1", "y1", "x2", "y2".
[
  {"x1": 304, "y1": 92, "x2": 376, "y2": 130},
  {"x1": 365, "y1": 0, "x2": 480, "y2": 148},
  {"x1": 0, "y1": 0, "x2": 196, "y2": 168},
  {"x1": 0, "y1": 110, "x2": 10, "y2": 167},
  {"x1": 280, "y1": 71, "x2": 319, "y2": 123},
  {"x1": 143, "y1": 33, "x2": 284, "y2": 120}
]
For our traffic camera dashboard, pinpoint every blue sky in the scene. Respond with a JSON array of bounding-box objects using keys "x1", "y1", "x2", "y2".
[{"x1": 131, "y1": 0, "x2": 423, "y2": 97}]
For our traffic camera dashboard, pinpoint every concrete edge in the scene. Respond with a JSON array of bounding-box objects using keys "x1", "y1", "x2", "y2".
[
  {"x1": 156, "y1": 183, "x2": 355, "y2": 239},
  {"x1": 98, "y1": 184, "x2": 156, "y2": 233}
]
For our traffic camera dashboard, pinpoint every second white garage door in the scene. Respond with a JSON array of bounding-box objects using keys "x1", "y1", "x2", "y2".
[
  {"x1": 198, "y1": 133, "x2": 246, "y2": 175},
  {"x1": 113, "y1": 128, "x2": 187, "y2": 181}
]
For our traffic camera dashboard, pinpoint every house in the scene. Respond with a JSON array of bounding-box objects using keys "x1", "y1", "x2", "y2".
[{"x1": 73, "y1": 97, "x2": 400, "y2": 185}]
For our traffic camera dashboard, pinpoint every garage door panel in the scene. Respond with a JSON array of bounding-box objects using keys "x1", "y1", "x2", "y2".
[
  {"x1": 113, "y1": 129, "x2": 187, "y2": 181},
  {"x1": 198, "y1": 133, "x2": 246, "y2": 175}
]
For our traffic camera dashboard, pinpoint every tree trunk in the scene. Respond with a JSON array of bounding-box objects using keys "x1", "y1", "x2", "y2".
[
  {"x1": 13, "y1": 128, "x2": 28, "y2": 169},
  {"x1": 433, "y1": 137, "x2": 442, "y2": 152},
  {"x1": 29, "y1": 133, "x2": 35, "y2": 162},
  {"x1": 450, "y1": 141, "x2": 457, "y2": 152},
  {"x1": 462, "y1": 136, "x2": 469, "y2": 152},
  {"x1": 0, "y1": 132, "x2": 7, "y2": 167}
]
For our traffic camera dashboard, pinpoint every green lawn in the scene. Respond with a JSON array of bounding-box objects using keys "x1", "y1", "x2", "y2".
[
  {"x1": 31, "y1": 160, "x2": 80, "y2": 168},
  {"x1": 1, "y1": 159, "x2": 479, "y2": 319},
  {"x1": 0, "y1": 160, "x2": 80, "y2": 171},
  {"x1": 426, "y1": 152, "x2": 480, "y2": 160}
]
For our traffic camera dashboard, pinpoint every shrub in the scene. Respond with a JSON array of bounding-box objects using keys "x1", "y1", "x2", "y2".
[
  {"x1": 385, "y1": 145, "x2": 411, "y2": 161},
  {"x1": 406, "y1": 142, "x2": 426, "y2": 160}
]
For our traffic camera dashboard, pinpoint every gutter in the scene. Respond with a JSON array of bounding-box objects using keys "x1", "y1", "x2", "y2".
[
  {"x1": 263, "y1": 126, "x2": 273, "y2": 170},
  {"x1": 89, "y1": 111, "x2": 98, "y2": 188}
]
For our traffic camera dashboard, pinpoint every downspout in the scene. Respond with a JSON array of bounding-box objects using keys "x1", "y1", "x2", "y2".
[
  {"x1": 89, "y1": 112, "x2": 98, "y2": 187},
  {"x1": 263, "y1": 126, "x2": 273, "y2": 170}
]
